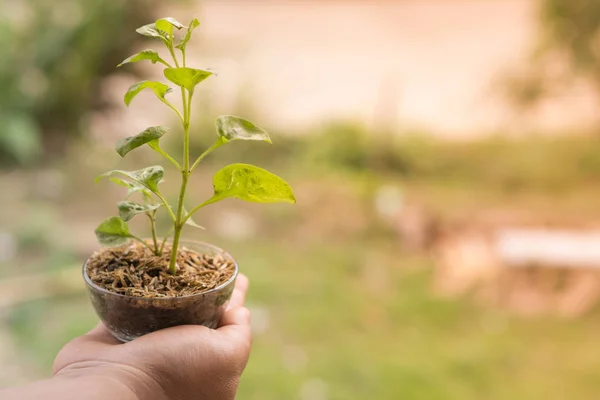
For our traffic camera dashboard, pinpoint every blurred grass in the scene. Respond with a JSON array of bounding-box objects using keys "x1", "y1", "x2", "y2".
[
  {"x1": 5, "y1": 124, "x2": 600, "y2": 398},
  {"x1": 8, "y1": 237, "x2": 600, "y2": 399}
]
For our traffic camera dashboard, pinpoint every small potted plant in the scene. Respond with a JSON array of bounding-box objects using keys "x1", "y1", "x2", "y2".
[{"x1": 84, "y1": 17, "x2": 295, "y2": 342}]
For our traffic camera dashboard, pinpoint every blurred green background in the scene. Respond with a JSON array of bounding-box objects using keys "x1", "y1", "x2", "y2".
[{"x1": 2, "y1": 0, "x2": 600, "y2": 399}]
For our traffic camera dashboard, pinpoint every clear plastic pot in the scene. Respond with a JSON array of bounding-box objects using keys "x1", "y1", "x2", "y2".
[{"x1": 83, "y1": 240, "x2": 238, "y2": 342}]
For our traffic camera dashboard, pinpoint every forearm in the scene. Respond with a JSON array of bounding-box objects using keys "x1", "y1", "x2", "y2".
[{"x1": 0, "y1": 367, "x2": 153, "y2": 400}]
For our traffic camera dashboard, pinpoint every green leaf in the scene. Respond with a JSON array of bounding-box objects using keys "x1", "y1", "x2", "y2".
[
  {"x1": 109, "y1": 178, "x2": 153, "y2": 199},
  {"x1": 183, "y1": 206, "x2": 205, "y2": 229},
  {"x1": 163, "y1": 17, "x2": 186, "y2": 28},
  {"x1": 95, "y1": 217, "x2": 132, "y2": 246},
  {"x1": 117, "y1": 201, "x2": 161, "y2": 222},
  {"x1": 124, "y1": 81, "x2": 171, "y2": 106},
  {"x1": 118, "y1": 50, "x2": 167, "y2": 68},
  {"x1": 176, "y1": 18, "x2": 200, "y2": 50},
  {"x1": 156, "y1": 17, "x2": 185, "y2": 39},
  {"x1": 109, "y1": 177, "x2": 130, "y2": 188},
  {"x1": 147, "y1": 140, "x2": 167, "y2": 156},
  {"x1": 215, "y1": 115, "x2": 272, "y2": 144},
  {"x1": 135, "y1": 23, "x2": 164, "y2": 39},
  {"x1": 186, "y1": 217, "x2": 205, "y2": 229},
  {"x1": 205, "y1": 163, "x2": 295, "y2": 206},
  {"x1": 97, "y1": 166, "x2": 164, "y2": 193},
  {"x1": 116, "y1": 126, "x2": 167, "y2": 157},
  {"x1": 164, "y1": 67, "x2": 213, "y2": 92},
  {"x1": 147, "y1": 140, "x2": 160, "y2": 151},
  {"x1": 146, "y1": 140, "x2": 181, "y2": 170}
]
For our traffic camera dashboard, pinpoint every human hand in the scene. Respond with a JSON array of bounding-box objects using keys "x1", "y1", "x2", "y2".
[{"x1": 52, "y1": 274, "x2": 252, "y2": 400}]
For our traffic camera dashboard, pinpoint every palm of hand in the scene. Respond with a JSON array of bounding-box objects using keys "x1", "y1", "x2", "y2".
[{"x1": 53, "y1": 275, "x2": 251, "y2": 400}]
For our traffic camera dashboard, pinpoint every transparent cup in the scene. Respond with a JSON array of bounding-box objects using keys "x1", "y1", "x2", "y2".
[{"x1": 83, "y1": 240, "x2": 238, "y2": 342}]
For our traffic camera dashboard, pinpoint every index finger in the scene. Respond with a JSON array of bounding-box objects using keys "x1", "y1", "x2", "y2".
[{"x1": 227, "y1": 273, "x2": 249, "y2": 310}]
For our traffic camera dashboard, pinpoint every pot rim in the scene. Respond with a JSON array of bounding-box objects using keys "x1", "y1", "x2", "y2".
[{"x1": 82, "y1": 239, "x2": 239, "y2": 300}]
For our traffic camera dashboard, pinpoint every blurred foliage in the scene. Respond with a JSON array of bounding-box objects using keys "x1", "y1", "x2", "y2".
[
  {"x1": 541, "y1": 0, "x2": 600, "y2": 88},
  {"x1": 302, "y1": 121, "x2": 370, "y2": 170},
  {"x1": 0, "y1": 0, "x2": 157, "y2": 166},
  {"x1": 205, "y1": 121, "x2": 600, "y2": 194},
  {"x1": 505, "y1": 0, "x2": 600, "y2": 109}
]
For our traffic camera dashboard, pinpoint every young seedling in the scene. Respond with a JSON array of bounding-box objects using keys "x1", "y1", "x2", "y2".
[{"x1": 94, "y1": 17, "x2": 295, "y2": 275}]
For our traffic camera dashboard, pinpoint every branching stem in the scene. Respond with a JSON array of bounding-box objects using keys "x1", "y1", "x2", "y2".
[
  {"x1": 147, "y1": 211, "x2": 160, "y2": 255},
  {"x1": 131, "y1": 235, "x2": 156, "y2": 253},
  {"x1": 190, "y1": 141, "x2": 221, "y2": 172},
  {"x1": 154, "y1": 190, "x2": 177, "y2": 222},
  {"x1": 166, "y1": 43, "x2": 193, "y2": 274}
]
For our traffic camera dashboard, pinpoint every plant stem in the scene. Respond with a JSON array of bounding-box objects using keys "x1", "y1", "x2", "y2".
[
  {"x1": 148, "y1": 211, "x2": 159, "y2": 255},
  {"x1": 168, "y1": 76, "x2": 193, "y2": 274},
  {"x1": 152, "y1": 144, "x2": 181, "y2": 170},
  {"x1": 154, "y1": 190, "x2": 177, "y2": 222},
  {"x1": 131, "y1": 235, "x2": 156, "y2": 253},
  {"x1": 161, "y1": 99, "x2": 184, "y2": 123},
  {"x1": 169, "y1": 176, "x2": 187, "y2": 274},
  {"x1": 161, "y1": 43, "x2": 190, "y2": 274},
  {"x1": 168, "y1": 46, "x2": 180, "y2": 68},
  {"x1": 190, "y1": 141, "x2": 222, "y2": 172},
  {"x1": 181, "y1": 197, "x2": 214, "y2": 225},
  {"x1": 159, "y1": 235, "x2": 168, "y2": 255}
]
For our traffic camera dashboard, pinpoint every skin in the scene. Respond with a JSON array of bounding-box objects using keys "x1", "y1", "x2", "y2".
[{"x1": 1, "y1": 274, "x2": 252, "y2": 400}]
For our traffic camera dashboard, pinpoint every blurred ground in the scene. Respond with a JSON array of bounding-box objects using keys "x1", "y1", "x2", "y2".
[
  {"x1": 3, "y1": 133, "x2": 600, "y2": 399},
  {"x1": 184, "y1": 0, "x2": 598, "y2": 136}
]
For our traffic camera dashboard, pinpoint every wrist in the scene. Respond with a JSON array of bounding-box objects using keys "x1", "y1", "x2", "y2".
[{"x1": 55, "y1": 361, "x2": 167, "y2": 400}]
